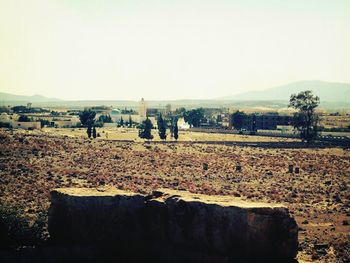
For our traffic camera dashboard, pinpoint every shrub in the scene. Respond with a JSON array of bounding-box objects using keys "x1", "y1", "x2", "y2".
[
  {"x1": 18, "y1": 115, "x2": 31, "y2": 122},
  {"x1": 0, "y1": 205, "x2": 45, "y2": 247}
]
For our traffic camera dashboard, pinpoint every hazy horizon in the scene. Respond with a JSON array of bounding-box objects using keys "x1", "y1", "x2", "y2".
[{"x1": 1, "y1": 0, "x2": 350, "y2": 100}]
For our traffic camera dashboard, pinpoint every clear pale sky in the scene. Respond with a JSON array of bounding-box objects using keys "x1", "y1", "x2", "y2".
[{"x1": 0, "y1": 0, "x2": 349, "y2": 100}]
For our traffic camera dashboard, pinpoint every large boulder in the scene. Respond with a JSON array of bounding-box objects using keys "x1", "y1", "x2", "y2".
[
  {"x1": 49, "y1": 188, "x2": 146, "y2": 244},
  {"x1": 49, "y1": 188, "x2": 298, "y2": 262}
]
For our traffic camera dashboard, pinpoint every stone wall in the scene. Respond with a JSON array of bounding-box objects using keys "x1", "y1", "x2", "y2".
[{"x1": 48, "y1": 188, "x2": 298, "y2": 263}]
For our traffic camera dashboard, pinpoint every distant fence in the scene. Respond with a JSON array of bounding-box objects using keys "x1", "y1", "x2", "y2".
[
  {"x1": 256, "y1": 130, "x2": 299, "y2": 138},
  {"x1": 188, "y1": 127, "x2": 350, "y2": 144},
  {"x1": 318, "y1": 135, "x2": 350, "y2": 143},
  {"x1": 188, "y1": 127, "x2": 298, "y2": 137},
  {"x1": 188, "y1": 128, "x2": 240, "y2": 134}
]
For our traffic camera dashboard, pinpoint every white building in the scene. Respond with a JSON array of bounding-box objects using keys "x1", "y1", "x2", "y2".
[
  {"x1": 0, "y1": 113, "x2": 42, "y2": 129},
  {"x1": 178, "y1": 118, "x2": 190, "y2": 130},
  {"x1": 0, "y1": 113, "x2": 10, "y2": 123}
]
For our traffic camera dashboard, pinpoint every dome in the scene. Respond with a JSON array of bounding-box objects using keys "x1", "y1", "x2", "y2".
[{"x1": 110, "y1": 109, "x2": 121, "y2": 115}]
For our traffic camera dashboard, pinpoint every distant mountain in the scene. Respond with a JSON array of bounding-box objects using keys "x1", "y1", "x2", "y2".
[
  {"x1": 0, "y1": 92, "x2": 62, "y2": 102},
  {"x1": 220, "y1": 80, "x2": 350, "y2": 102},
  {"x1": 2, "y1": 81, "x2": 350, "y2": 111}
]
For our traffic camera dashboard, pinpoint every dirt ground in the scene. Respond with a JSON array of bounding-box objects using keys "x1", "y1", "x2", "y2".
[
  {"x1": 320, "y1": 115, "x2": 350, "y2": 129},
  {"x1": 0, "y1": 128, "x2": 349, "y2": 262},
  {"x1": 40, "y1": 127, "x2": 299, "y2": 142}
]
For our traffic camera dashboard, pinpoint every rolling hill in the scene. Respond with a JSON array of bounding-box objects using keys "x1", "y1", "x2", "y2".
[
  {"x1": 0, "y1": 92, "x2": 62, "y2": 102},
  {"x1": 1, "y1": 80, "x2": 350, "y2": 110}
]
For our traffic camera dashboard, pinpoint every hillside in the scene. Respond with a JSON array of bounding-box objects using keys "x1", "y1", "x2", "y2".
[{"x1": 221, "y1": 80, "x2": 350, "y2": 102}]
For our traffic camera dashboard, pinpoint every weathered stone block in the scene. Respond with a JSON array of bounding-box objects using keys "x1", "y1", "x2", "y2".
[
  {"x1": 49, "y1": 188, "x2": 298, "y2": 262},
  {"x1": 49, "y1": 188, "x2": 146, "y2": 244}
]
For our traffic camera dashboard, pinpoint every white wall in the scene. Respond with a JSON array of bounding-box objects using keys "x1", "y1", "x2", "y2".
[
  {"x1": 11, "y1": 121, "x2": 41, "y2": 129},
  {"x1": 103, "y1": 123, "x2": 117, "y2": 127}
]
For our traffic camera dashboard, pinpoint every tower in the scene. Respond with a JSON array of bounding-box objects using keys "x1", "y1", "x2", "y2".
[{"x1": 139, "y1": 98, "x2": 147, "y2": 117}]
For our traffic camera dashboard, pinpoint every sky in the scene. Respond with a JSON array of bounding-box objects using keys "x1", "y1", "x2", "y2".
[{"x1": 0, "y1": 0, "x2": 349, "y2": 100}]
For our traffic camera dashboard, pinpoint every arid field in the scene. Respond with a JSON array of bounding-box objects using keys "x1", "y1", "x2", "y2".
[
  {"x1": 0, "y1": 128, "x2": 349, "y2": 262},
  {"x1": 40, "y1": 127, "x2": 299, "y2": 142}
]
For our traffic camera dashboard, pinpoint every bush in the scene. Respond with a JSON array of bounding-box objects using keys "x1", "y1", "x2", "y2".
[
  {"x1": 18, "y1": 115, "x2": 31, "y2": 122},
  {"x1": 0, "y1": 122, "x2": 10, "y2": 128},
  {"x1": 0, "y1": 206, "x2": 45, "y2": 247},
  {"x1": 98, "y1": 114, "x2": 113, "y2": 123},
  {"x1": 38, "y1": 119, "x2": 51, "y2": 128},
  {"x1": 94, "y1": 121, "x2": 103, "y2": 128}
]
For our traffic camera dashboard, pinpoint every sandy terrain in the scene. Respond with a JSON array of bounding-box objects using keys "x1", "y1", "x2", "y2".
[{"x1": 0, "y1": 128, "x2": 349, "y2": 262}]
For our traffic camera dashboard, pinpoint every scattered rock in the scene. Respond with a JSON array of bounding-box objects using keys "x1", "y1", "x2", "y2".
[
  {"x1": 288, "y1": 165, "x2": 293, "y2": 173},
  {"x1": 202, "y1": 163, "x2": 208, "y2": 170}
]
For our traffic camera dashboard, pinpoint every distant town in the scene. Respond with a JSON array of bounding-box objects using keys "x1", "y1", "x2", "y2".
[{"x1": 1, "y1": 96, "x2": 350, "y2": 143}]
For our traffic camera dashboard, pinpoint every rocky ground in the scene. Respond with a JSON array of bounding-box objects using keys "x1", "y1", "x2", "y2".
[{"x1": 0, "y1": 129, "x2": 349, "y2": 262}]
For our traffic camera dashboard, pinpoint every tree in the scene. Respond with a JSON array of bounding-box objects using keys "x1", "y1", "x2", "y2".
[
  {"x1": 98, "y1": 114, "x2": 112, "y2": 123},
  {"x1": 87, "y1": 125, "x2": 92, "y2": 138},
  {"x1": 174, "y1": 107, "x2": 186, "y2": 116},
  {"x1": 157, "y1": 114, "x2": 167, "y2": 140},
  {"x1": 289, "y1": 90, "x2": 320, "y2": 144},
  {"x1": 92, "y1": 126, "x2": 97, "y2": 139},
  {"x1": 79, "y1": 109, "x2": 96, "y2": 127},
  {"x1": 120, "y1": 117, "x2": 124, "y2": 127},
  {"x1": 167, "y1": 116, "x2": 175, "y2": 138},
  {"x1": 216, "y1": 114, "x2": 222, "y2": 125},
  {"x1": 121, "y1": 108, "x2": 136, "y2": 114},
  {"x1": 39, "y1": 119, "x2": 51, "y2": 128},
  {"x1": 18, "y1": 115, "x2": 31, "y2": 122},
  {"x1": 12, "y1": 106, "x2": 30, "y2": 113},
  {"x1": 138, "y1": 117, "x2": 154, "y2": 140},
  {"x1": 183, "y1": 108, "x2": 205, "y2": 127},
  {"x1": 173, "y1": 119, "x2": 179, "y2": 140},
  {"x1": 0, "y1": 106, "x2": 10, "y2": 113},
  {"x1": 128, "y1": 115, "x2": 132, "y2": 128},
  {"x1": 51, "y1": 111, "x2": 60, "y2": 117},
  {"x1": 231, "y1": 111, "x2": 247, "y2": 130}
]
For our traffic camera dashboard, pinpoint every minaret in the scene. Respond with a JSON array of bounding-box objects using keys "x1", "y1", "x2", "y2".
[{"x1": 139, "y1": 98, "x2": 147, "y2": 117}]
